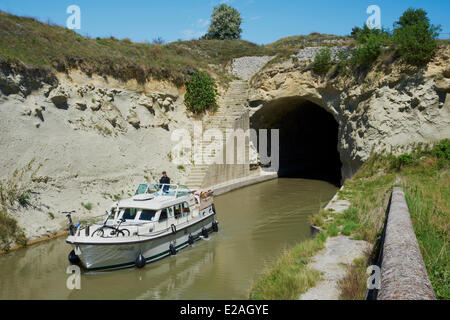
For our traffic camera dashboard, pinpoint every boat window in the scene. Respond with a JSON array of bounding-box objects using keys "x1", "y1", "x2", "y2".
[
  {"x1": 135, "y1": 184, "x2": 148, "y2": 195},
  {"x1": 167, "y1": 207, "x2": 174, "y2": 218},
  {"x1": 177, "y1": 185, "x2": 191, "y2": 197},
  {"x1": 159, "y1": 185, "x2": 177, "y2": 196},
  {"x1": 122, "y1": 208, "x2": 138, "y2": 220},
  {"x1": 139, "y1": 210, "x2": 157, "y2": 221},
  {"x1": 108, "y1": 208, "x2": 117, "y2": 220},
  {"x1": 174, "y1": 204, "x2": 182, "y2": 219},
  {"x1": 182, "y1": 202, "x2": 190, "y2": 215},
  {"x1": 159, "y1": 209, "x2": 168, "y2": 222},
  {"x1": 147, "y1": 184, "x2": 161, "y2": 194}
]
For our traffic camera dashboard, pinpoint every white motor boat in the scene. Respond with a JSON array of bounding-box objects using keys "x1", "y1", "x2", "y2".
[{"x1": 66, "y1": 184, "x2": 218, "y2": 271}]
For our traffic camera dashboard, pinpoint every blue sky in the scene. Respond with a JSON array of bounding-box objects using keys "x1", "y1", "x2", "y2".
[{"x1": 1, "y1": 0, "x2": 449, "y2": 44}]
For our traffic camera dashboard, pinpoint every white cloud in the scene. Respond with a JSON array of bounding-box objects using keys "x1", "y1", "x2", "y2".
[
  {"x1": 181, "y1": 29, "x2": 206, "y2": 40},
  {"x1": 197, "y1": 18, "x2": 210, "y2": 28},
  {"x1": 181, "y1": 17, "x2": 210, "y2": 40}
]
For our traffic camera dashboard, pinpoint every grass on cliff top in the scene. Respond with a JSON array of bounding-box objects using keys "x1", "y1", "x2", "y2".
[
  {"x1": 0, "y1": 160, "x2": 40, "y2": 252},
  {"x1": 266, "y1": 33, "x2": 354, "y2": 51},
  {"x1": 0, "y1": 12, "x2": 359, "y2": 87},
  {"x1": 0, "y1": 11, "x2": 274, "y2": 86}
]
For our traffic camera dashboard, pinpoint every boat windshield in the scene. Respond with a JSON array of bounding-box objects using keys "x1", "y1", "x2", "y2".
[
  {"x1": 135, "y1": 184, "x2": 161, "y2": 195},
  {"x1": 157, "y1": 185, "x2": 192, "y2": 198},
  {"x1": 134, "y1": 184, "x2": 192, "y2": 198}
]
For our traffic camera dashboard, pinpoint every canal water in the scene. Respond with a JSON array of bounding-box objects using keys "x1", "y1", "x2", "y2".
[{"x1": 0, "y1": 178, "x2": 337, "y2": 300}]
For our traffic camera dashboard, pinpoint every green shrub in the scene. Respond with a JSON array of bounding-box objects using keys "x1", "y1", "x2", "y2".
[
  {"x1": 81, "y1": 202, "x2": 93, "y2": 211},
  {"x1": 312, "y1": 47, "x2": 332, "y2": 74},
  {"x1": 350, "y1": 26, "x2": 362, "y2": 39},
  {"x1": 393, "y1": 8, "x2": 441, "y2": 66},
  {"x1": 355, "y1": 25, "x2": 390, "y2": 45},
  {"x1": 0, "y1": 209, "x2": 26, "y2": 251},
  {"x1": 328, "y1": 223, "x2": 339, "y2": 237},
  {"x1": 431, "y1": 140, "x2": 450, "y2": 169},
  {"x1": 343, "y1": 208, "x2": 359, "y2": 222},
  {"x1": 341, "y1": 221, "x2": 360, "y2": 236},
  {"x1": 390, "y1": 153, "x2": 415, "y2": 171},
  {"x1": 18, "y1": 191, "x2": 30, "y2": 207},
  {"x1": 353, "y1": 31, "x2": 389, "y2": 67},
  {"x1": 184, "y1": 71, "x2": 219, "y2": 114},
  {"x1": 432, "y1": 139, "x2": 450, "y2": 160},
  {"x1": 336, "y1": 50, "x2": 350, "y2": 74},
  {"x1": 349, "y1": 24, "x2": 391, "y2": 67}
]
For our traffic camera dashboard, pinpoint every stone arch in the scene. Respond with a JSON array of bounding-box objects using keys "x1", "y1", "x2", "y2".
[{"x1": 250, "y1": 96, "x2": 343, "y2": 186}]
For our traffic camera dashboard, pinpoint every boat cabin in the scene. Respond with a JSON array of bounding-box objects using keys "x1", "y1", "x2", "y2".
[{"x1": 104, "y1": 184, "x2": 210, "y2": 234}]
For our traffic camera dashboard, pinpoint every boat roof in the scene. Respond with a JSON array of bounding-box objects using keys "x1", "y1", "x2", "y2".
[
  {"x1": 114, "y1": 194, "x2": 193, "y2": 210},
  {"x1": 111, "y1": 184, "x2": 194, "y2": 211}
]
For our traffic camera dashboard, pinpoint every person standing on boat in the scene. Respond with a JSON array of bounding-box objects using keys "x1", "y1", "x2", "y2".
[{"x1": 159, "y1": 171, "x2": 171, "y2": 193}]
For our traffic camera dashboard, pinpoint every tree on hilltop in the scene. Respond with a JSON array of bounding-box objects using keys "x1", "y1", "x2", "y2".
[
  {"x1": 393, "y1": 8, "x2": 441, "y2": 65},
  {"x1": 204, "y1": 4, "x2": 242, "y2": 40}
]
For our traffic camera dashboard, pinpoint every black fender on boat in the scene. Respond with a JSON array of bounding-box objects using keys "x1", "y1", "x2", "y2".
[
  {"x1": 68, "y1": 249, "x2": 80, "y2": 265},
  {"x1": 169, "y1": 243, "x2": 177, "y2": 255},
  {"x1": 171, "y1": 224, "x2": 177, "y2": 234},
  {"x1": 135, "y1": 253, "x2": 146, "y2": 269},
  {"x1": 188, "y1": 234, "x2": 194, "y2": 245},
  {"x1": 212, "y1": 221, "x2": 219, "y2": 232},
  {"x1": 201, "y1": 227, "x2": 209, "y2": 238}
]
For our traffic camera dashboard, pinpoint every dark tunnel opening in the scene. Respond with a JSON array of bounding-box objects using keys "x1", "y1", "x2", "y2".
[{"x1": 251, "y1": 98, "x2": 343, "y2": 186}]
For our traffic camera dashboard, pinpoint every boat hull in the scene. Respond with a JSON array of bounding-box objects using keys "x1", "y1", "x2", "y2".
[{"x1": 69, "y1": 214, "x2": 216, "y2": 272}]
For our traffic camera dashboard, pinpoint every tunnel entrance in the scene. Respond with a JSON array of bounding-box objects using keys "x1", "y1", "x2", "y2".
[{"x1": 251, "y1": 98, "x2": 342, "y2": 186}]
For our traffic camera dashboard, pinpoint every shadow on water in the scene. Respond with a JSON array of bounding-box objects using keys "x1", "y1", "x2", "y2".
[{"x1": 0, "y1": 178, "x2": 337, "y2": 300}]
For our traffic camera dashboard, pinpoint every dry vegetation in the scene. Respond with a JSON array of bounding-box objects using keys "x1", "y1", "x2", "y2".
[
  {"x1": 0, "y1": 160, "x2": 41, "y2": 251},
  {"x1": 338, "y1": 251, "x2": 371, "y2": 300}
]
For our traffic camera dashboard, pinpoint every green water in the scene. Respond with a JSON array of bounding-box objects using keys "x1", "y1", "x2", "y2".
[{"x1": 0, "y1": 178, "x2": 337, "y2": 300}]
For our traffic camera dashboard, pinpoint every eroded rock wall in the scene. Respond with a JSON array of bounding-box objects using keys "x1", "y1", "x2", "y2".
[
  {"x1": 248, "y1": 47, "x2": 450, "y2": 180},
  {"x1": 0, "y1": 65, "x2": 194, "y2": 241}
]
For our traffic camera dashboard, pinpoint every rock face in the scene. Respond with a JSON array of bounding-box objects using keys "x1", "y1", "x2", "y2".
[
  {"x1": 0, "y1": 59, "x2": 57, "y2": 96},
  {"x1": 0, "y1": 66, "x2": 193, "y2": 242},
  {"x1": 231, "y1": 56, "x2": 275, "y2": 80},
  {"x1": 292, "y1": 46, "x2": 352, "y2": 62},
  {"x1": 48, "y1": 86, "x2": 69, "y2": 108},
  {"x1": 249, "y1": 46, "x2": 450, "y2": 180}
]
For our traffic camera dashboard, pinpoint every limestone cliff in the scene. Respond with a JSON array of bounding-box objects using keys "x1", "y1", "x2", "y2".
[
  {"x1": 248, "y1": 46, "x2": 450, "y2": 179},
  {"x1": 0, "y1": 61, "x2": 197, "y2": 242}
]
